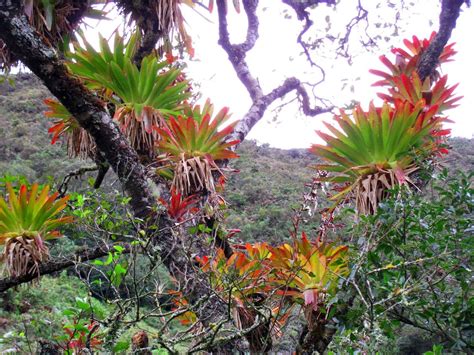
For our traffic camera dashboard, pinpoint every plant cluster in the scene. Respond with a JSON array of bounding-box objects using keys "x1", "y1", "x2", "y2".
[
  {"x1": 185, "y1": 230, "x2": 349, "y2": 345},
  {"x1": 311, "y1": 33, "x2": 461, "y2": 214},
  {"x1": 43, "y1": 34, "x2": 239, "y2": 197}
]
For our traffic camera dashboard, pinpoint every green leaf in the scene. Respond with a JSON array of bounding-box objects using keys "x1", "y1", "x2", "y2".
[
  {"x1": 113, "y1": 341, "x2": 130, "y2": 352},
  {"x1": 75, "y1": 298, "x2": 91, "y2": 311}
]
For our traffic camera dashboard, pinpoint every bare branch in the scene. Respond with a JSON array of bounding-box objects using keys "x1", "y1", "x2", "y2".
[
  {"x1": 217, "y1": 0, "x2": 262, "y2": 99},
  {"x1": 282, "y1": 0, "x2": 336, "y2": 66},
  {"x1": 226, "y1": 77, "x2": 332, "y2": 143},
  {"x1": 282, "y1": 0, "x2": 336, "y2": 20},
  {"x1": 57, "y1": 165, "x2": 99, "y2": 197},
  {"x1": 336, "y1": 0, "x2": 375, "y2": 60},
  {"x1": 217, "y1": 0, "x2": 332, "y2": 144}
]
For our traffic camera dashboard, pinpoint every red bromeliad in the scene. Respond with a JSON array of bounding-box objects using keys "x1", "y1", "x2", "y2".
[
  {"x1": 369, "y1": 32, "x2": 456, "y2": 87},
  {"x1": 158, "y1": 189, "x2": 199, "y2": 222},
  {"x1": 267, "y1": 232, "x2": 349, "y2": 313},
  {"x1": 193, "y1": 234, "x2": 348, "y2": 335},
  {"x1": 44, "y1": 98, "x2": 96, "y2": 159}
]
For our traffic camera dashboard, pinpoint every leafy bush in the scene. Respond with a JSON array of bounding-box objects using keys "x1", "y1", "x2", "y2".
[{"x1": 328, "y1": 169, "x2": 473, "y2": 353}]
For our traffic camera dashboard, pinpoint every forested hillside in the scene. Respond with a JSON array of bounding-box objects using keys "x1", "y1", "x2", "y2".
[{"x1": 1, "y1": 0, "x2": 473, "y2": 352}]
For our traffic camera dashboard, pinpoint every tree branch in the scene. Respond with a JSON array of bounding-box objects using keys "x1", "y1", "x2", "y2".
[
  {"x1": 0, "y1": 243, "x2": 130, "y2": 293},
  {"x1": 417, "y1": 0, "x2": 466, "y2": 81},
  {"x1": 282, "y1": 0, "x2": 336, "y2": 20},
  {"x1": 281, "y1": 0, "x2": 336, "y2": 66},
  {"x1": 217, "y1": 0, "x2": 262, "y2": 100},
  {"x1": 217, "y1": 0, "x2": 332, "y2": 145}
]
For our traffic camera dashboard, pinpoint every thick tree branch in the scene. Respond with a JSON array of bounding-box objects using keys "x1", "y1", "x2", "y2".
[
  {"x1": 133, "y1": 30, "x2": 161, "y2": 65},
  {"x1": 0, "y1": 4, "x2": 233, "y2": 343},
  {"x1": 227, "y1": 77, "x2": 332, "y2": 143},
  {"x1": 0, "y1": 243, "x2": 131, "y2": 293},
  {"x1": 417, "y1": 0, "x2": 466, "y2": 81},
  {"x1": 217, "y1": 0, "x2": 332, "y2": 144},
  {"x1": 217, "y1": 0, "x2": 262, "y2": 99}
]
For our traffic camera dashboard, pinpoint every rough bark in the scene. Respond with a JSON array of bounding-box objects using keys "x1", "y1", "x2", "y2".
[
  {"x1": 297, "y1": 323, "x2": 336, "y2": 355},
  {"x1": 417, "y1": 0, "x2": 466, "y2": 81}
]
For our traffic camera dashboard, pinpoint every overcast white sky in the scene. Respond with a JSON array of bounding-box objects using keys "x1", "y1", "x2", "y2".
[{"x1": 86, "y1": 1, "x2": 473, "y2": 148}]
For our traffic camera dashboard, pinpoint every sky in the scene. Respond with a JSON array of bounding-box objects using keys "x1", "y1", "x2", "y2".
[{"x1": 86, "y1": 1, "x2": 473, "y2": 149}]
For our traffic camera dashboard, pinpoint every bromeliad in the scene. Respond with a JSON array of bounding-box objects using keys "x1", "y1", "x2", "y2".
[
  {"x1": 369, "y1": 32, "x2": 456, "y2": 88},
  {"x1": 44, "y1": 98, "x2": 96, "y2": 159},
  {"x1": 268, "y1": 232, "x2": 349, "y2": 315},
  {"x1": 196, "y1": 245, "x2": 271, "y2": 332},
  {"x1": 155, "y1": 99, "x2": 239, "y2": 195},
  {"x1": 0, "y1": 183, "x2": 73, "y2": 277},
  {"x1": 311, "y1": 100, "x2": 444, "y2": 214},
  {"x1": 66, "y1": 33, "x2": 190, "y2": 156},
  {"x1": 196, "y1": 236, "x2": 348, "y2": 334},
  {"x1": 158, "y1": 189, "x2": 199, "y2": 222},
  {"x1": 311, "y1": 34, "x2": 460, "y2": 214}
]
